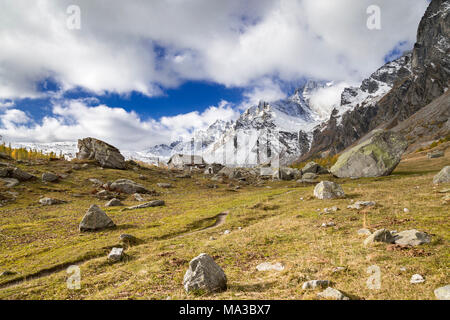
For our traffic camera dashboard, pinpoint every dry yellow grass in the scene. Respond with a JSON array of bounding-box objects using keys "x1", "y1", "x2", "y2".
[{"x1": 0, "y1": 148, "x2": 448, "y2": 300}]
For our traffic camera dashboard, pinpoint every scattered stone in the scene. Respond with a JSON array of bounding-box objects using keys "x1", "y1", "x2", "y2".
[
  {"x1": 410, "y1": 274, "x2": 425, "y2": 284},
  {"x1": 122, "y1": 200, "x2": 165, "y2": 211},
  {"x1": 11, "y1": 168, "x2": 35, "y2": 181},
  {"x1": 110, "y1": 179, "x2": 150, "y2": 194},
  {"x1": 273, "y1": 167, "x2": 301, "y2": 181},
  {"x1": 42, "y1": 172, "x2": 59, "y2": 182},
  {"x1": 364, "y1": 229, "x2": 396, "y2": 246},
  {"x1": 183, "y1": 253, "x2": 227, "y2": 293},
  {"x1": 317, "y1": 287, "x2": 349, "y2": 300},
  {"x1": 434, "y1": 285, "x2": 450, "y2": 300},
  {"x1": 157, "y1": 183, "x2": 173, "y2": 188},
  {"x1": 138, "y1": 174, "x2": 147, "y2": 180},
  {"x1": 347, "y1": 201, "x2": 376, "y2": 210},
  {"x1": 108, "y1": 248, "x2": 124, "y2": 262},
  {"x1": 321, "y1": 222, "x2": 336, "y2": 228},
  {"x1": 76, "y1": 137, "x2": 126, "y2": 169},
  {"x1": 72, "y1": 164, "x2": 81, "y2": 170},
  {"x1": 358, "y1": 228, "x2": 372, "y2": 236},
  {"x1": 323, "y1": 206, "x2": 339, "y2": 213},
  {"x1": 330, "y1": 130, "x2": 407, "y2": 178},
  {"x1": 427, "y1": 150, "x2": 444, "y2": 159},
  {"x1": 302, "y1": 162, "x2": 329, "y2": 175},
  {"x1": 223, "y1": 230, "x2": 231, "y2": 235},
  {"x1": 256, "y1": 262, "x2": 284, "y2": 272},
  {"x1": 119, "y1": 234, "x2": 140, "y2": 245},
  {"x1": 133, "y1": 193, "x2": 145, "y2": 202},
  {"x1": 89, "y1": 178, "x2": 103, "y2": 186},
  {"x1": 1, "y1": 178, "x2": 19, "y2": 188},
  {"x1": 79, "y1": 204, "x2": 116, "y2": 232},
  {"x1": 332, "y1": 267, "x2": 346, "y2": 273},
  {"x1": 302, "y1": 173, "x2": 318, "y2": 180},
  {"x1": 399, "y1": 267, "x2": 407, "y2": 272},
  {"x1": 394, "y1": 229, "x2": 431, "y2": 246},
  {"x1": 96, "y1": 189, "x2": 116, "y2": 200},
  {"x1": 433, "y1": 166, "x2": 450, "y2": 184},
  {"x1": 314, "y1": 181, "x2": 345, "y2": 199},
  {"x1": 39, "y1": 197, "x2": 66, "y2": 206},
  {"x1": 302, "y1": 280, "x2": 330, "y2": 289},
  {"x1": 105, "y1": 198, "x2": 123, "y2": 207}
]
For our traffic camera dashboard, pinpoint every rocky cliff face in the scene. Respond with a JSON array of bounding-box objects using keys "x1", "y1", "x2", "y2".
[{"x1": 300, "y1": 0, "x2": 450, "y2": 160}]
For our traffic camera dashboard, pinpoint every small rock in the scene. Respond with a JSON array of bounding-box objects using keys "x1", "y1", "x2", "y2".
[
  {"x1": 119, "y1": 234, "x2": 140, "y2": 245},
  {"x1": 434, "y1": 285, "x2": 450, "y2": 300},
  {"x1": 110, "y1": 179, "x2": 149, "y2": 194},
  {"x1": 133, "y1": 193, "x2": 145, "y2": 202},
  {"x1": 89, "y1": 178, "x2": 103, "y2": 186},
  {"x1": 332, "y1": 267, "x2": 346, "y2": 273},
  {"x1": 410, "y1": 274, "x2": 425, "y2": 284},
  {"x1": 105, "y1": 198, "x2": 123, "y2": 207},
  {"x1": 1, "y1": 178, "x2": 19, "y2": 188},
  {"x1": 183, "y1": 253, "x2": 227, "y2": 293},
  {"x1": 317, "y1": 287, "x2": 349, "y2": 300},
  {"x1": 364, "y1": 229, "x2": 396, "y2": 246},
  {"x1": 39, "y1": 197, "x2": 66, "y2": 206},
  {"x1": 42, "y1": 172, "x2": 59, "y2": 182},
  {"x1": 256, "y1": 262, "x2": 284, "y2": 272},
  {"x1": 394, "y1": 229, "x2": 431, "y2": 246},
  {"x1": 357, "y1": 228, "x2": 372, "y2": 236},
  {"x1": 347, "y1": 201, "x2": 376, "y2": 210},
  {"x1": 108, "y1": 247, "x2": 124, "y2": 262},
  {"x1": 79, "y1": 204, "x2": 116, "y2": 232},
  {"x1": 157, "y1": 183, "x2": 173, "y2": 188},
  {"x1": 321, "y1": 222, "x2": 336, "y2": 228},
  {"x1": 314, "y1": 181, "x2": 345, "y2": 200},
  {"x1": 223, "y1": 230, "x2": 231, "y2": 235},
  {"x1": 433, "y1": 166, "x2": 450, "y2": 185},
  {"x1": 122, "y1": 200, "x2": 165, "y2": 211},
  {"x1": 323, "y1": 206, "x2": 339, "y2": 213},
  {"x1": 399, "y1": 267, "x2": 407, "y2": 272},
  {"x1": 403, "y1": 208, "x2": 410, "y2": 213},
  {"x1": 302, "y1": 280, "x2": 330, "y2": 289}
]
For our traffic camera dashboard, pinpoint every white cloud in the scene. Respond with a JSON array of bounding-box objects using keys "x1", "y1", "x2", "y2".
[
  {"x1": 0, "y1": 0, "x2": 428, "y2": 99},
  {"x1": 0, "y1": 99, "x2": 240, "y2": 150},
  {"x1": 0, "y1": 101, "x2": 15, "y2": 109},
  {"x1": 239, "y1": 79, "x2": 287, "y2": 110},
  {"x1": 308, "y1": 82, "x2": 352, "y2": 120}
]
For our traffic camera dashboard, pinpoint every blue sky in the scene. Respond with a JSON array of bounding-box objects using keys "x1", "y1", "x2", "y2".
[{"x1": 0, "y1": 0, "x2": 429, "y2": 150}]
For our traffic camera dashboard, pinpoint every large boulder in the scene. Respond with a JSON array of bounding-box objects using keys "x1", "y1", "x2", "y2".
[
  {"x1": 330, "y1": 130, "x2": 408, "y2": 178},
  {"x1": 110, "y1": 179, "x2": 149, "y2": 194},
  {"x1": 272, "y1": 167, "x2": 301, "y2": 181},
  {"x1": 183, "y1": 253, "x2": 227, "y2": 294},
  {"x1": 76, "y1": 137, "x2": 125, "y2": 169},
  {"x1": 79, "y1": 204, "x2": 116, "y2": 232},
  {"x1": 314, "y1": 181, "x2": 345, "y2": 199},
  {"x1": 433, "y1": 166, "x2": 450, "y2": 184}
]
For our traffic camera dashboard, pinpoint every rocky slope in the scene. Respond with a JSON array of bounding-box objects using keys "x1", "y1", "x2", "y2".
[{"x1": 300, "y1": 0, "x2": 450, "y2": 161}]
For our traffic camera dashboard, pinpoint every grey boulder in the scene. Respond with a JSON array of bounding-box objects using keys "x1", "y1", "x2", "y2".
[
  {"x1": 433, "y1": 166, "x2": 450, "y2": 184},
  {"x1": 434, "y1": 285, "x2": 450, "y2": 300},
  {"x1": 314, "y1": 181, "x2": 345, "y2": 199},
  {"x1": 122, "y1": 200, "x2": 165, "y2": 211},
  {"x1": 105, "y1": 198, "x2": 123, "y2": 207},
  {"x1": 76, "y1": 137, "x2": 125, "y2": 169},
  {"x1": 330, "y1": 130, "x2": 407, "y2": 178},
  {"x1": 42, "y1": 172, "x2": 59, "y2": 182},
  {"x1": 364, "y1": 229, "x2": 396, "y2": 246},
  {"x1": 183, "y1": 253, "x2": 227, "y2": 293},
  {"x1": 79, "y1": 204, "x2": 116, "y2": 232},
  {"x1": 394, "y1": 229, "x2": 431, "y2": 246},
  {"x1": 317, "y1": 287, "x2": 349, "y2": 300},
  {"x1": 110, "y1": 179, "x2": 149, "y2": 194},
  {"x1": 39, "y1": 197, "x2": 66, "y2": 206}
]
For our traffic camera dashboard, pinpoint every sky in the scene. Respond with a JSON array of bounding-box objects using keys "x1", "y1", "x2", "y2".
[{"x1": 0, "y1": 0, "x2": 429, "y2": 150}]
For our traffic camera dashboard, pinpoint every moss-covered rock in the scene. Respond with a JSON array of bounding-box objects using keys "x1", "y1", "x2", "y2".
[{"x1": 330, "y1": 130, "x2": 408, "y2": 178}]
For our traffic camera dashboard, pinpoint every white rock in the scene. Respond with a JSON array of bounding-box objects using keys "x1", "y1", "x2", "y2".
[
  {"x1": 410, "y1": 274, "x2": 425, "y2": 284},
  {"x1": 256, "y1": 262, "x2": 284, "y2": 272},
  {"x1": 317, "y1": 287, "x2": 349, "y2": 300},
  {"x1": 302, "y1": 280, "x2": 330, "y2": 289},
  {"x1": 403, "y1": 208, "x2": 410, "y2": 213},
  {"x1": 108, "y1": 248, "x2": 124, "y2": 262}
]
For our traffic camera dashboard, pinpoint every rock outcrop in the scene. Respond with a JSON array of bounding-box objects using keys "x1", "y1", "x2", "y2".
[
  {"x1": 76, "y1": 137, "x2": 125, "y2": 169},
  {"x1": 330, "y1": 130, "x2": 407, "y2": 178}
]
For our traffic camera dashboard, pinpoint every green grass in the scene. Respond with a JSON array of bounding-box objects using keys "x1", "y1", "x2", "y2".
[{"x1": 0, "y1": 150, "x2": 449, "y2": 300}]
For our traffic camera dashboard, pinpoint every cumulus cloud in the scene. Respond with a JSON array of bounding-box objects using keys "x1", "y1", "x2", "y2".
[
  {"x1": 0, "y1": 0, "x2": 428, "y2": 99},
  {"x1": 308, "y1": 82, "x2": 352, "y2": 120},
  {"x1": 0, "y1": 99, "x2": 240, "y2": 150}
]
